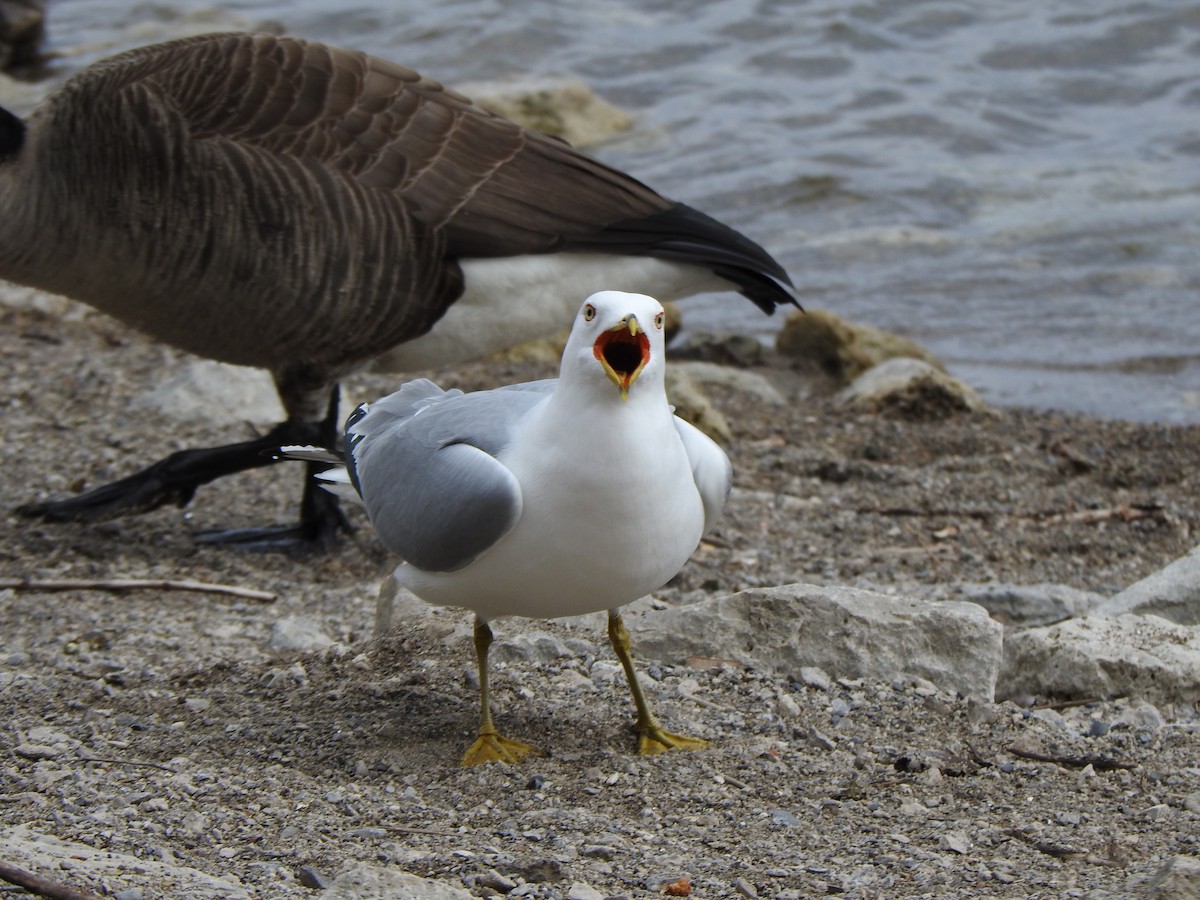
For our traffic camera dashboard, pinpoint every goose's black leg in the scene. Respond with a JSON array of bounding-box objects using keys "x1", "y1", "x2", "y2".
[
  {"x1": 17, "y1": 390, "x2": 352, "y2": 550},
  {"x1": 195, "y1": 389, "x2": 353, "y2": 550}
]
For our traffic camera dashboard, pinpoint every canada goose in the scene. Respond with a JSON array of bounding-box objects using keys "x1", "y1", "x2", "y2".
[
  {"x1": 289, "y1": 291, "x2": 728, "y2": 763},
  {"x1": 0, "y1": 32, "x2": 793, "y2": 546}
]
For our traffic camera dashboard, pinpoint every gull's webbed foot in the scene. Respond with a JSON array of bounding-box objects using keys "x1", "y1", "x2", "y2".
[
  {"x1": 636, "y1": 724, "x2": 708, "y2": 756},
  {"x1": 461, "y1": 729, "x2": 539, "y2": 766}
]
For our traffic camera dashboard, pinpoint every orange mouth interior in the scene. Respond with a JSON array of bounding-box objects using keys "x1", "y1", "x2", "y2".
[{"x1": 594, "y1": 327, "x2": 651, "y2": 391}]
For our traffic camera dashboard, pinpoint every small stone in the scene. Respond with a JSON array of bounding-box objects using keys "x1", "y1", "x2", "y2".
[
  {"x1": 1114, "y1": 701, "x2": 1166, "y2": 731},
  {"x1": 346, "y1": 827, "x2": 388, "y2": 839},
  {"x1": 297, "y1": 865, "x2": 332, "y2": 889},
  {"x1": 804, "y1": 726, "x2": 836, "y2": 751},
  {"x1": 732, "y1": 876, "x2": 759, "y2": 898},
  {"x1": 269, "y1": 616, "x2": 334, "y2": 653},
  {"x1": 939, "y1": 832, "x2": 970, "y2": 854},
  {"x1": 478, "y1": 870, "x2": 517, "y2": 893},
  {"x1": 966, "y1": 698, "x2": 1000, "y2": 726},
  {"x1": 581, "y1": 845, "x2": 618, "y2": 860},
  {"x1": 131, "y1": 359, "x2": 284, "y2": 425},
  {"x1": 799, "y1": 667, "x2": 832, "y2": 691},
  {"x1": 1142, "y1": 856, "x2": 1200, "y2": 897},
  {"x1": 514, "y1": 858, "x2": 565, "y2": 883},
  {"x1": 777, "y1": 693, "x2": 802, "y2": 718},
  {"x1": 769, "y1": 809, "x2": 798, "y2": 827},
  {"x1": 566, "y1": 882, "x2": 604, "y2": 900},
  {"x1": 15, "y1": 743, "x2": 61, "y2": 760}
]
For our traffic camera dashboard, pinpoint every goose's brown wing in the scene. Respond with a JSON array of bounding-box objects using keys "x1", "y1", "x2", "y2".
[
  {"x1": 99, "y1": 33, "x2": 668, "y2": 243},
  {"x1": 88, "y1": 33, "x2": 791, "y2": 303},
  {"x1": 37, "y1": 33, "x2": 789, "y2": 373}
]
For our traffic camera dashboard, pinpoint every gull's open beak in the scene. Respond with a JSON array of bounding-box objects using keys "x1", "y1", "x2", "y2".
[{"x1": 593, "y1": 315, "x2": 651, "y2": 401}]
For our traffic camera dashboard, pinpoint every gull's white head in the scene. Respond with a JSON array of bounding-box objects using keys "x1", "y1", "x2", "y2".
[{"x1": 560, "y1": 290, "x2": 667, "y2": 401}]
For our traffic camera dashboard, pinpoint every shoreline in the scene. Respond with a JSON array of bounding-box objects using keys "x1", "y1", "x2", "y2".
[{"x1": 2, "y1": 297, "x2": 1199, "y2": 898}]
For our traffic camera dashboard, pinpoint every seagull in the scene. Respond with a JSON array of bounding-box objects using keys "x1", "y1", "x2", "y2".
[
  {"x1": 298, "y1": 290, "x2": 730, "y2": 764},
  {"x1": 0, "y1": 32, "x2": 792, "y2": 546}
]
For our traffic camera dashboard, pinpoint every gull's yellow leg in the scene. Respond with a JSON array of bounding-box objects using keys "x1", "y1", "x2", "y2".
[
  {"x1": 460, "y1": 617, "x2": 538, "y2": 766},
  {"x1": 607, "y1": 609, "x2": 707, "y2": 755}
]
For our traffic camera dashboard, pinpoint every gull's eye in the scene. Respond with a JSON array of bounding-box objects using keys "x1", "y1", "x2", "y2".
[
  {"x1": 654, "y1": 311, "x2": 665, "y2": 330},
  {"x1": 583, "y1": 303, "x2": 597, "y2": 322}
]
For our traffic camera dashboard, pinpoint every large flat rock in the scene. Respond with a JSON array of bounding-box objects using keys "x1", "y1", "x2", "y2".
[{"x1": 628, "y1": 583, "x2": 1003, "y2": 701}]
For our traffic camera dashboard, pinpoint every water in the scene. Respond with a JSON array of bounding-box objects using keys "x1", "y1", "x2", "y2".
[{"x1": 23, "y1": 0, "x2": 1200, "y2": 422}]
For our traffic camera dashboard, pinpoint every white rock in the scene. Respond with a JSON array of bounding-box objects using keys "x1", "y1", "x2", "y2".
[
  {"x1": 664, "y1": 365, "x2": 732, "y2": 444},
  {"x1": 325, "y1": 863, "x2": 475, "y2": 899},
  {"x1": 628, "y1": 584, "x2": 1003, "y2": 701},
  {"x1": 1113, "y1": 700, "x2": 1166, "y2": 731},
  {"x1": 451, "y1": 75, "x2": 633, "y2": 147},
  {"x1": 131, "y1": 359, "x2": 284, "y2": 425},
  {"x1": 1094, "y1": 545, "x2": 1200, "y2": 625},
  {"x1": 0, "y1": 825, "x2": 250, "y2": 899},
  {"x1": 674, "y1": 361, "x2": 786, "y2": 405},
  {"x1": 1139, "y1": 855, "x2": 1200, "y2": 898},
  {"x1": 0, "y1": 282, "x2": 87, "y2": 317},
  {"x1": 939, "y1": 832, "x2": 971, "y2": 854},
  {"x1": 799, "y1": 666, "x2": 833, "y2": 691},
  {"x1": 955, "y1": 582, "x2": 1104, "y2": 628},
  {"x1": 566, "y1": 882, "x2": 606, "y2": 900},
  {"x1": 837, "y1": 357, "x2": 987, "y2": 415},
  {"x1": 492, "y1": 631, "x2": 573, "y2": 664},
  {"x1": 999, "y1": 614, "x2": 1200, "y2": 705},
  {"x1": 268, "y1": 616, "x2": 334, "y2": 653}
]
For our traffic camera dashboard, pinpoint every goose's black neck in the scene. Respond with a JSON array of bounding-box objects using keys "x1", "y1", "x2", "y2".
[{"x1": 0, "y1": 106, "x2": 26, "y2": 163}]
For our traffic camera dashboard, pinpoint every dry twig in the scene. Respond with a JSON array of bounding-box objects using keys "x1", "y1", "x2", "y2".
[
  {"x1": 0, "y1": 859, "x2": 106, "y2": 900},
  {"x1": 78, "y1": 755, "x2": 177, "y2": 773},
  {"x1": 1003, "y1": 829, "x2": 1083, "y2": 860},
  {"x1": 1039, "y1": 504, "x2": 1164, "y2": 527},
  {"x1": 0, "y1": 577, "x2": 276, "y2": 603},
  {"x1": 1008, "y1": 745, "x2": 1136, "y2": 771}
]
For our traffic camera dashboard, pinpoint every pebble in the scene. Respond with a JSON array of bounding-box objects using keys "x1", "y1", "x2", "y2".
[
  {"x1": 566, "y1": 882, "x2": 605, "y2": 900},
  {"x1": 799, "y1": 667, "x2": 832, "y2": 691},
  {"x1": 581, "y1": 845, "x2": 618, "y2": 860},
  {"x1": 14, "y1": 743, "x2": 61, "y2": 760},
  {"x1": 804, "y1": 726, "x2": 836, "y2": 751},
  {"x1": 1114, "y1": 701, "x2": 1165, "y2": 731},
  {"x1": 478, "y1": 870, "x2": 517, "y2": 893},
  {"x1": 732, "y1": 876, "x2": 759, "y2": 897},
  {"x1": 939, "y1": 832, "x2": 970, "y2": 854},
  {"x1": 297, "y1": 865, "x2": 333, "y2": 889},
  {"x1": 776, "y1": 693, "x2": 802, "y2": 718},
  {"x1": 269, "y1": 616, "x2": 334, "y2": 653}
]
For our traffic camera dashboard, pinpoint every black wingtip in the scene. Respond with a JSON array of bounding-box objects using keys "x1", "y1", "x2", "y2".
[
  {"x1": 0, "y1": 105, "x2": 25, "y2": 163},
  {"x1": 571, "y1": 203, "x2": 798, "y2": 315}
]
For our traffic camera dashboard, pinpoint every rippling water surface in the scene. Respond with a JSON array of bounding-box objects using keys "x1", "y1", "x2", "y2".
[{"x1": 27, "y1": 0, "x2": 1200, "y2": 422}]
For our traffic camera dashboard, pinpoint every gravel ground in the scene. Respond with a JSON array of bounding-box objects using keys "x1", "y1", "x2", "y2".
[{"x1": 1, "y1": 301, "x2": 1199, "y2": 899}]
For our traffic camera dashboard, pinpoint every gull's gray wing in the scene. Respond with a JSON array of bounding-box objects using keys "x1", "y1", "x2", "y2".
[
  {"x1": 346, "y1": 378, "x2": 555, "y2": 572},
  {"x1": 673, "y1": 416, "x2": 732, "y2": 534}
]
